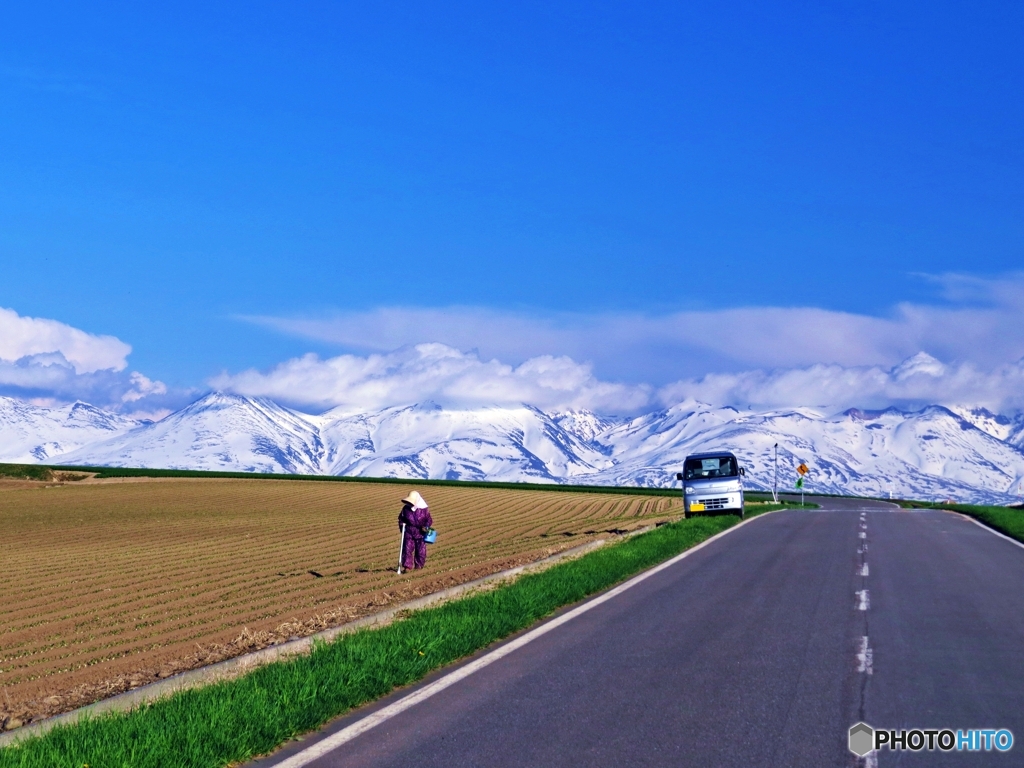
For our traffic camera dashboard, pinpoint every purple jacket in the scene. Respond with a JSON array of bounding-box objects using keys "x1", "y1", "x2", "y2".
[{"x1": 399, "y1": 505, "x2": 432, "y2": 539}]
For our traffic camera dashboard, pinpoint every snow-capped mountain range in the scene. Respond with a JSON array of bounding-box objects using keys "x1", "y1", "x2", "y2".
[
  {"x1": 2, "y1": 392, "x2": 1023, "y2": 505},
  {"x1": 0, "y1": 398, "x2": 143, "y2": 463}
]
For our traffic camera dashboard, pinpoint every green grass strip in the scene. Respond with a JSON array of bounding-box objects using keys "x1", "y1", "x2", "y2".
[
  {"x1": 900, "y1": 500, "x2": 1024, "y2": 544},
  {"x1": 0, "y1": 514, "x2": 749, "y2": 768},
  {"x1": 1, "y1": 461, "x2": 779, "y2": 502}
]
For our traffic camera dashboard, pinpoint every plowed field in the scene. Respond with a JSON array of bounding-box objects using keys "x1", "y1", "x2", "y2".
[{"x1": 0, "y1": 477, "x2": 679, "y2": 729}]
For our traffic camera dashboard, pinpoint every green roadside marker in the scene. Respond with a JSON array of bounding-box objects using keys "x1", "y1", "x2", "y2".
[{"x1": 795, "y1": 462, "x2": 808, "y2": 502}]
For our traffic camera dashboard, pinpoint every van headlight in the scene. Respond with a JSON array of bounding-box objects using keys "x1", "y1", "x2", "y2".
[{"x1": 685, "y1": 487, "x2": 696, "y2": 494}]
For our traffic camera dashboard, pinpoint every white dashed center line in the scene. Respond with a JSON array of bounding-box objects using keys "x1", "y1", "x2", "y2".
[
  {"x1": 857, "y1": 635, "x2": 873, "y2": 675},
  {"x1": 854, "y1": 512, "x2": 874, "y2": 763}
]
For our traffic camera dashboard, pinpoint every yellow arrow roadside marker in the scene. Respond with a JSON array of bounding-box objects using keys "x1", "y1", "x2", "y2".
[{"x1": 796, "y1": 462, "x2": 809, "y2": 502}]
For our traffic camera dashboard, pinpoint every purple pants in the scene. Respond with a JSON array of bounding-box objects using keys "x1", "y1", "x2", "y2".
[{"x1": 402, "y1": 535, "x2": 427, "y2": 569}]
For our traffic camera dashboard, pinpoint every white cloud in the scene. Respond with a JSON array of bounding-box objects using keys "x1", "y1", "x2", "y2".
[
  {"x1": 0, "y1": 352, "x2": 183, "y2": 416},
  {"x1": 210, "y1": 343, "x2": 651, "y2": 414},
  {"x1": 224, "y1": 273, "x2": 1024, "y2": 417},
  {"x1": 212, "y1": 345, "x2": 1024, "y2": 418},
  {"x1": 0, "y1": 307, "x2": 132, "y2": 373},
  {"x1": 9, "y1": 273, "x2": 1024, "y2": 421},
  {"x1": 656, "y1": 353, "x2": 1024, "y2": 414},
  {"x1": 121, "y1": 372, "x2": 168, "y2": 403},
  {"x1": 240, "y1": 272, "x2": 1024, "y2": 383},
  {"x1": 0, "y1": 308, "x2": 184, "y2": 416}
]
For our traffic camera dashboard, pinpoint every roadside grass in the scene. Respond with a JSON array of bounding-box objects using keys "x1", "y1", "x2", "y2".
[
  {"x1": 900, "y1": 500, "x2": 1024, "y2": 544},
  {"x1": 0, "y1": 514, "x2": 748, "y2": 768}
]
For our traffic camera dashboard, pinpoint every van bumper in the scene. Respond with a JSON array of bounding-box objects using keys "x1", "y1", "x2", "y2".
[{"x1": 686, "y1": 492, "x2": 744, "y2": 514}]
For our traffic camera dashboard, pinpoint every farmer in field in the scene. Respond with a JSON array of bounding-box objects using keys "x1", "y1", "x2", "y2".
[{"x1": 399, "y1": 490, "x2": 432, "y2": 570}]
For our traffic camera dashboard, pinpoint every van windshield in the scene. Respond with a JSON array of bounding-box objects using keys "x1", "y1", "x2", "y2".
[{"x1": 684, "y1": 456, "x2": 738, "y2": 480}]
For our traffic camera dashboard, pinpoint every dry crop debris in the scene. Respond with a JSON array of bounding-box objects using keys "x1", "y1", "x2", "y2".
[{"x1": 0, "y1": 477, "x2": 678, "y2": 730}]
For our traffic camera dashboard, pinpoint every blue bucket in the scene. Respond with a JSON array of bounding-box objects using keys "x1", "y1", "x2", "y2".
[{"x1": 424, "y1": 528, "x2": 437, "y2": 544}]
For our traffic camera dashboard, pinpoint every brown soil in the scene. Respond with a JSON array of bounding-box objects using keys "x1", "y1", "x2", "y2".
[{"x1": 0, "y1": 478, "x2": 677, "y2": 730}]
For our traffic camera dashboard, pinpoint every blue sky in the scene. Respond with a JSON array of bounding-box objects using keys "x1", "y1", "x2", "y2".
[{"x1": 2, "y1": 1, "x2": 1024, "y2": 415}]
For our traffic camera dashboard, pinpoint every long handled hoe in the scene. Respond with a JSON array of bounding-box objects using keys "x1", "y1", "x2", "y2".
[{"x1": 396, "y1": 523, "x2": 407, "y2": 574}]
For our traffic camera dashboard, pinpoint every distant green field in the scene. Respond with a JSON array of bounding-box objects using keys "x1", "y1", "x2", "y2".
[
  {"x1": 11, "y1": 462, "x2": 687, "y2": 494},
  {"x1": 4, "y1": 461, "x2": 780, "y2": 501},
  {"x1": 0, "y1": 464, "x2": 54, "y2": 481}
]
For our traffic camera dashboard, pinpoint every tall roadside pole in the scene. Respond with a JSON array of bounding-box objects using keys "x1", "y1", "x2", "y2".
[
  {"x1": 773, "y1": 443, "x2": 779, "y2": 503},
  {"x1": 796, "y1": 461, "x2": 809, "y2": 506}
]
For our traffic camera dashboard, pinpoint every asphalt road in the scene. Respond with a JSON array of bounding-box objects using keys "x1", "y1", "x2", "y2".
[{"x1": 254, "y1": 498, "x2": 1024, "y2": 767}]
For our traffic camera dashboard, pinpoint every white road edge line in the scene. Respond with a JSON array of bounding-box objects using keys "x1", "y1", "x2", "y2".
[
  {"x1": 957, "y1": 513, "x2": 1024, "y2": 552},
  {"x1": 270, "y1": 514, "x2": 767, "y2": 768}
]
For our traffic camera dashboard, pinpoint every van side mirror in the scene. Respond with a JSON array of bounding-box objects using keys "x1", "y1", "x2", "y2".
[
  {"x1": 675, "y1": 472, "x2": 683, "y2": 481},
  {"x1": 739, "y1": 467, "x2": 746, "y2": 476}
]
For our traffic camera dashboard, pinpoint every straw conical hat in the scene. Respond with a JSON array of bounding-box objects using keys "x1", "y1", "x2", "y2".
[{"x1": 402, "y1": 490, "x2": 427, "y2": 509}]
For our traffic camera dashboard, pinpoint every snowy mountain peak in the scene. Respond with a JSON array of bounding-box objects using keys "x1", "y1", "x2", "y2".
[
  {"x1": 181, "y1": 391, "x2": 267, "y2": 412},
  {"x1": 843, "y1": 407, "x2": 903, "y2": 421},
  {"x1": 892, "y1": 351, "x2": 946, "y2": 380},
  {"x1": 0, "y1": 396, "x2": 142, "y2": 463},
  {"x1": 946, "y1": 405, "x2": 1015, "y2": 441},
  {"x1": 550, "y1": 409, "x2": 618, "y2": 443},
  {"x1": 319, "y1": 401, "x2": 612, "y2": 482},
  {"x1": 55, "y1": 391, "x2": 326, "y2": 475}
]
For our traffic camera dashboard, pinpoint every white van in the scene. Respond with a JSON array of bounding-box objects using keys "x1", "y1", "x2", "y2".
[{"x1": 676, "y1": 451, "x2": 746, "y2": 519}]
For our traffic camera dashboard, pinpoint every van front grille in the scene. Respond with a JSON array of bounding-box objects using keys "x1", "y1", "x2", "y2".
[{"x1": 703, "y1": 497, "x2": 730, "y2": 510}]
